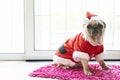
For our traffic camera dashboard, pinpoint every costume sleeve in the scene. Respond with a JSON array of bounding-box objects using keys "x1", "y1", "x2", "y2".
[
  {"x1": 73, "y1": 44, "x2": 90, "y2": 61},
  {"x1": 95, "y1": 46, "x2": 105, "y2": 61},
  {"x1": 72, "y1": 33, "x2": 90, "y2": 61}
]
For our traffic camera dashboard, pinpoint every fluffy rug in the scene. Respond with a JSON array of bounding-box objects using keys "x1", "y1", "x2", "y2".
[{"x1": 29, "y1": 64, "x2": 120, "y2": 80}]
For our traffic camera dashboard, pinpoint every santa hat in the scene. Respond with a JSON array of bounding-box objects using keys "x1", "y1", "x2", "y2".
[{"x1": 84, "y1": 11, "x2": 104, "y2": 24}]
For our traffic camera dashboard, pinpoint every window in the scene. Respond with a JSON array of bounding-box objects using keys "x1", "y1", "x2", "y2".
[
  {"x1": 0, "y1": 0, "x2": 24, "y2": 53},
  {"x1": 34, "y1": 0, "x2": 120, "y2": 51}
]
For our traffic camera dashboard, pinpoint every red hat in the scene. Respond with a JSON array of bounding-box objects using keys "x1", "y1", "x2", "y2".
[
  {"x1": 86, "y1": 11, "x2": 97, "y2": 20},
  {"x1": 83, "y1": 11, "x2": 103, "y2": 24}
]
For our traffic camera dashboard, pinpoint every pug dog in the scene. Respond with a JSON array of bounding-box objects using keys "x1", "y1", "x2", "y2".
[{"x1": 53, "y1": 12, "x2": 109, "y2": 75}]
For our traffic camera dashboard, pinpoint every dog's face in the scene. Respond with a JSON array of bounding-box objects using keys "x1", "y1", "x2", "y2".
[{"x1": 86, "y1": 20, "x2": 106, "y2": 45}]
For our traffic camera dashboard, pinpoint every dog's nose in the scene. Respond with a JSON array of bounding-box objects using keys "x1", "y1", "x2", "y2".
[
  {"x1": 93, "y1": 26, "x2": 97, "y2": 28},
  {"x1": 92, "y1": 30, "x2": 100, "y2": 35},
  {"x1": 92, "y1": 30, "x2": 102, "y2": 38}
]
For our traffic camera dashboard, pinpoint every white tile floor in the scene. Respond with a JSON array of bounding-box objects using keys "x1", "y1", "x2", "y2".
[
  {"x1": 0, "y1": 61, "x2": 55, "y2": 80},
  {"x1": 0, "y1": 61, "x2": 120, "y2": 80}
]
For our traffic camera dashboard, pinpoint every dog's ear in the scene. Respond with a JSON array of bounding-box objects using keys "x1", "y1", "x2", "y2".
[
  {"x1": 98, "y1": 21, "x2": 106, "y2": 29},
  {"x1": 101, "y1": 21, "x2": 106, "y2": 28}
]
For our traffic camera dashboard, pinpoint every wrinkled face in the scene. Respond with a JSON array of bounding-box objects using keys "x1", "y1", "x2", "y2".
[{"x1": 87, "y1": 20, "x2": 106, "y2": 42}]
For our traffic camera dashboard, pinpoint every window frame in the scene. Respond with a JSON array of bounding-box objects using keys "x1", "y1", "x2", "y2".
[{"x1": 25, "y1": 0, "x2": 54, "y2": 60}]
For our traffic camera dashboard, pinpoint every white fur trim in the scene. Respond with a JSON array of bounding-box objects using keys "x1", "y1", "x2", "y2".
[
  {"x1": 95, "y1": 53, "x2": 105, "y2": 61},
  {"x1": 83, "y1": 16, "x2": 104, "y2": 24},
  {"x1": 53, "y1": 55, "x2": 76, "y2": 67},
  {"x1": 91, "y1": 16, "x2": 104, "y2": 21},
  {"x1": 73, "y1": 51, "x2": 90, "y2": 62}
]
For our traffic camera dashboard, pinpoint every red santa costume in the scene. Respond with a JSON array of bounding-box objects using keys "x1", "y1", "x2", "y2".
[{"x1": 53, "y1": 12, "x2": 105, "y2": 67}]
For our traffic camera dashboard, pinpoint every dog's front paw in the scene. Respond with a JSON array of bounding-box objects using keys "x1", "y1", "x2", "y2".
[
  {"x1": 84, "y1": 70, "x2": 92, "y2": 76},
  {"x1": 102, "y1": 65, "x2": 110, "y2": 70}
]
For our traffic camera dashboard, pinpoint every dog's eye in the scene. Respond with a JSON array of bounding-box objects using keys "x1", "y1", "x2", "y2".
[
  {"x1": 98, "y1": 23, "x2": 103, "y2": 29},
  {"x1": 87, "y1": 25, "x2": 92, "y2": 29},
  {"x1": 99, "y1": 25, "x2": 103, "y2": 29}
]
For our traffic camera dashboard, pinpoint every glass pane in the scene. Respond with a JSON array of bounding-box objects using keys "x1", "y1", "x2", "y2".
[
  {"x1": 0, "y1": 0, "x2": 24, "y2": 53},
  {"x1": 35, "y1": 0, "x2": 50, "y2": 15},
  {"x1": 114, "y1": 17, "x2": 120, "y2": 50},
  {"x1": 82, "y1": 0, "x2": 98, "y2": 13},
  {"x1": 35, "y1": 16, "x2": 50, "y2": 50},
  {"x1": 115, "y1": 0, "x2": 120, "y2": 15}
]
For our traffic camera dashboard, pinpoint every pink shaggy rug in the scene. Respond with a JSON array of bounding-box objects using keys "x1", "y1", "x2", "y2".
[{"x1": 29, "y1": 64, "x2": 120, "y2": 80}]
